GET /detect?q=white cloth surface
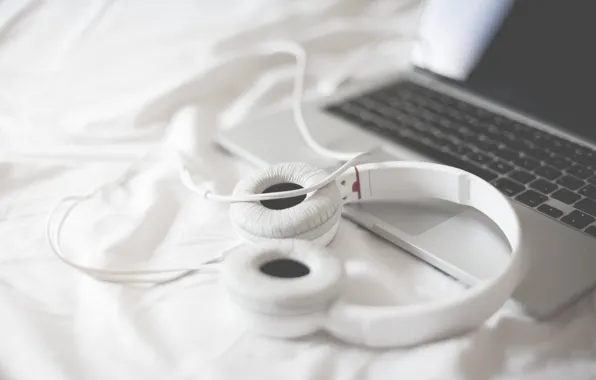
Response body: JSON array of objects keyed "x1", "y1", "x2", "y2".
[{"x1": 1, "y1": 0, "x2": 596, "y2": 379}]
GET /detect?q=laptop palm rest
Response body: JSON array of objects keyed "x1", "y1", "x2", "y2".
[{"x1": 343, "y1": 200, "x2": 511, "y2": 286}]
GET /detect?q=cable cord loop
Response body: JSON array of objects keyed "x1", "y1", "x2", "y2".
[{"x1": 46, "y1": 195, "x2": 238, "y2": 284}]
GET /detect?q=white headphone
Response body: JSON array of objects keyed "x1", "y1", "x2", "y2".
[
  {"x1": 46, "y1": 34, "x2": 527, "y2": 347},
  {"x1": 180, "y1": 154, "x2": 527, "y2": 348}
]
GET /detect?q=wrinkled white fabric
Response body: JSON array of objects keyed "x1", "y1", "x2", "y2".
[{"x1": 1, "y1": 0, "x2": 596, "y2": 379}]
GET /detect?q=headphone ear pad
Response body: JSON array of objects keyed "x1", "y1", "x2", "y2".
[
  {"x1": 221, "y1": 240, "x2": 345, "y2": 338},
  {"x1": 229, "y1": 162, "x2": 342, "y2": 245}
]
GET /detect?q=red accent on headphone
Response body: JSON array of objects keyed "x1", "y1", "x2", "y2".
[{"x1": 352, "y1": 166, "x2": 361, "y2": 199}]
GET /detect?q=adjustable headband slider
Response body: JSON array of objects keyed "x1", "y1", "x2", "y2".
[{"x1": 457, "y1": 173, "x2": 471, "y2": 205}]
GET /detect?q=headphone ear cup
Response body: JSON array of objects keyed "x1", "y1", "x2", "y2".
[
  {"x1": 229, "y1": 162, "x2": 342, "y2": 245},
  {"x1": 221, "y1": 240, "x2": 345, "y2": 338}
]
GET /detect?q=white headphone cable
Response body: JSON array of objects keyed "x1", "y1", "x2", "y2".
[
  {"x1": 47, "y1": 144, "x2": 364, "y2": 284},
  {"x1": 238, "y1": 40, "x2": 366, "y2": 162},
  {"x1": 45, "y1": 17, "x2": 426, "y2": 283},
  {"x1": 179, "y1": 29, "x2": 431, "y2": 200},
  {"x1": 177, "y1": 37, "x2": 398, "y2": 201},
  {"x1": 46, "y1": 195, "x2": 241, "y2": 284},
  {"x1": 45, "y1": 146, "x2": 243, "y2": 284},
  {"x1": 179, "y1": 149, "x2": 371, "y2": 202},
  {"x1": 242, "y1": 24, "x2": 429, "y2": 162}
]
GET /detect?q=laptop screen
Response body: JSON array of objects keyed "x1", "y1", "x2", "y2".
[{"x1": 413, "y1": 0, "x2": 595, "y2": 143}]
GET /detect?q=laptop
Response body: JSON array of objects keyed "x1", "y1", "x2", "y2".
[{"x1": 215, "y1": 0, "x2": 596, "y2": 319}]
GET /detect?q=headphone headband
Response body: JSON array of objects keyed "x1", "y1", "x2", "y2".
[{"x1": 323, "y1": 162, "x2": 525, "y2": 346}]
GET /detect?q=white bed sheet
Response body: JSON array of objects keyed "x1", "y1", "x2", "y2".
[{"x1": 1, "y1": 0, "x2": 596, "y2": 379}]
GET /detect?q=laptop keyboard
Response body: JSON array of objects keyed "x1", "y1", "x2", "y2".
[{"x1": 324, "y1": 80, "x2": 596, "y2": 239}]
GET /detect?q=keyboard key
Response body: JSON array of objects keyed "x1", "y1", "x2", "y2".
[
  {"x1": 537, "y1": 204, "x2": 564, "y2": 218},
  {"x1": 467, "y1": 152, "x2": 492, "y2": 165},
  {"x1": 561, "y1": 210, "x2": 595, "y2": 230},
  {"x1": 458, "y1": 127, "x2": 476, "y2": 139},
  {"x1": 575, "y1": 198, "x2": 596, "y2": 217},
  {"x1": 585, "y1": 225, "x2": 596, "y2": 237},
  {"x1": 551, "y1": 188, "x2": 581, "y2": 204},
  {"x1": 494, "y1": 147, "x2": 519, "y2": 161},
  {"x1": 465, "y1": 165, "x2": 499, "y2": 182},
  {"x1": 514, "y1": 157, "x2": 540, "y2": 170},
  {"x1": 574, "y1": 145, "x2": 592, "y2": 157},
  {"x1": 534, "y1": 165, "x2": 562, "y2": 180},
  {"x1": 492, "y1": 115, "x2": 510, "y2": 127},
  {"x1": 505, "y1": 138, "x2": 531, "y2": 152},
  {"x1": 515, "y1": 190, "x2": 548, "y2": 207},
  {"x1": 436, "y1": 116, "x2": 456, "y2": 129},
  {"x1": 547, "y1": 141, "x2": 573, "y2": 156},
  {"x1": 509, "y1": 170, "x2": 536, "y2": 184},
  {"x1": 579, "y1": 185, "x2": 596, "y2": 200},
  {"x1": 546, "y1": 154, "x2": 572, "y2": 170},
  {"x1": 556, "y1": 175, "x2": 584, "y2": 191},
  {"x1": 475, "y1": 139, "x2": 500, "y2": 152},
  {"x1": 502, "y1": 131, "x2": 517, "y2": 141},
  {"x1": 494, "y1": 178, "x2": 525, "y2": 196},
  {"x1": 575, "y1": 151, "x2": 596, "y2": 168},
  {"x1": 446, "y1": 108, "x2": 465, "y2": 122},
  {"x1": 474, "y1": 108, "x2": 493, "y2": 120},
  {"x1": 481, "y1": 124, "x2": 501, "y2": 137},
  {"x1": 529, "y1": 179, "x2": 558, "y2": 194},
  {"x1": 567, "y1": 165, "x2": 593, "y2": 179},
  {"x1": 425, "y1": 133, "x2": 448, "y2": 147},
  {"x1": 452, "y1": 145, "x2": 473, "y2": 155},
  {"x1": 488, "y1": 160, "x2": 513, "y2": 174},
  {"x1": 587, "y1": 176, "x2": 596, "y2": 185},
  {"x1": 398, "y1": 134, "x2": 499, "y2": 182},
  {"x1": 521, "y1": 144, "x2": 548, "y2": 160},
  {"x1": 440, "y1": 139, "x2": 458, "y2": 152}
]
